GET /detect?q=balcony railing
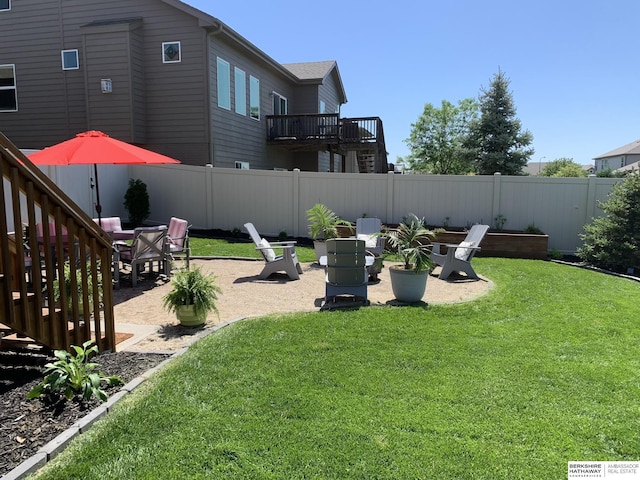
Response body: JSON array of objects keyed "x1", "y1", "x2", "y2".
[{"x1": 266, "y1": 114, "x2": 383, "y2": 145}]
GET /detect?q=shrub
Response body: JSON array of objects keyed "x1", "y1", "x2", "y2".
[
  {"x1": 123, "y1": 179, "x2": 150, "y2": 226},
  {"x1": 27, "y1": 340, "x2": 122, "y2": 402},
  {"x1": 577, "y1": 173, "x2": 640, "y2": 272}
]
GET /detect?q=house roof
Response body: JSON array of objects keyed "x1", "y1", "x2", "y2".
[
  {"x1": 283, "y1": 61, "x2": 347, "y2": 104},
  {"x1": 594, "y1": 139, "x2": 640, "y2": 159},
  {"x1": 283, "y1": 61, "x2": 336, "y2": 81}
]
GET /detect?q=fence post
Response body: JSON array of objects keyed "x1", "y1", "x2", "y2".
[
  {"x1": 492, "y1": 172, "x2": 502, "y2": 227},
  {"x1": 293, "y1": 168, "x2": 300, "y2": 237},
  {"x1": 205, "y1": 164, "x2": 215, "y2": 229},
  {"x1": 585, "y1": 174, "x2": 598, "y2": 225},
  {"x1": 386, "y1": 170, "x2": 395, "y2": 224}
]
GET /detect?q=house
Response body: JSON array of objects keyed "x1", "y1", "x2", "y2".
[
  {"x1": 0, "y1": 0, "x2": 387, "y2": 173},
  {"x1": 593, "y1": 139, "x2": 640, "y2": 173}
]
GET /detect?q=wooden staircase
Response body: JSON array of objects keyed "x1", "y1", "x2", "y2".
[{"x1": 0, "y1": 132, "x2": 116, "y2": 353}]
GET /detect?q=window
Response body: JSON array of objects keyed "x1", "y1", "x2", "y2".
[
  {"x1": 61, "y1": 49, "x2": 79, "y2": 70},
  {"x1": 162, "y1": 41, "x2": 181, "y2": 63},
  {"x1": 249, "y1": 75, "x2": 260, "y2": 120},
  {"x1": 234, "y1": 67, "x2": 246, "y2": 115},
  {"x1": 319, "y1": 100, "x2": 325, "y2": 114},
  {"x1": 272, "y1": 92, "x2": 287, "y2": 115},
  {"x1": 0, "y1": 0, "x2": 10, "y2": 11},
  {"x1": 0, "y1": 64, "x2": 17, "y2": 112},
  {"x1": 235, "y1": 161, "x2": 249, "y2": 169},
  {"x1": 217, "y1": 57, "x2": 230, "y2": 110}
]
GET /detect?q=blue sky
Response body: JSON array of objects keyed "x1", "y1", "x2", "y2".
[{"x1": 187, "y1": 0, "x2": 640, "y2": 167}]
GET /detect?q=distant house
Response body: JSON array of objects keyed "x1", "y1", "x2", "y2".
[
  {"x1": 593, "y1": 139, "x2": 640, "y2": 173},
  {"x1": 0, "y1": 0, "x2": 386, "y2": 172}
]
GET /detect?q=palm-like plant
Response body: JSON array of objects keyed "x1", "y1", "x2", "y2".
[
  {"x1": 384, "y1": 213, "x2": 436, "y2": 273},
  {"x1": 306, "y1": 203, "x2": 350, "y2": 240}
]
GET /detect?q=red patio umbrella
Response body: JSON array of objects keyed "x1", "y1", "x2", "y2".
[{"x1": 28, "y1": 131, "x2": 180, "y2": 224}]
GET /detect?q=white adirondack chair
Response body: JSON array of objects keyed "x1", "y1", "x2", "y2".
[
  {"x1": 431, "y1": 224, "x2": 490, "y2": 280},
  {"x1": 244, "y1": 222, "x2": 303, "y2": 280}
]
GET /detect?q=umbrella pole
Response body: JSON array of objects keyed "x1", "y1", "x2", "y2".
[{"x1": 94, "y1": 163, "x2": 102, "y2": 225}]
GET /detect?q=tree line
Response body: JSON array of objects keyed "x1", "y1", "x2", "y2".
[{"x1": 402, "y1": 69, "x2": 606, "y2": 177}]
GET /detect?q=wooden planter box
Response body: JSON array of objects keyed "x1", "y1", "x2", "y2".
[{"x1": 433, "y1": 230, "x2": 549, "y2": 260}]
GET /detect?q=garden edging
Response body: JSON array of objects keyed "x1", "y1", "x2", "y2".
[{"x1": 2, "y1": 316, "x2": 249, "y2": 480}]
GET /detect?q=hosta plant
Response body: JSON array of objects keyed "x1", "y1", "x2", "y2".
[{"x1": 27, "y1": 340, "x2": 123, "y2": 403}]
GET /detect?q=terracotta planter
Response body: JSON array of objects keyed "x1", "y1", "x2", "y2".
[
  {"x1": 389, "y1": 266, "x2": 429, "y2": 303},
  {"x1": 433, "y1": 231, "x2": 549, "y2": 260}
]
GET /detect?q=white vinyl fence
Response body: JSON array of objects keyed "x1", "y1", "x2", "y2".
[{"x1": 42, "y1": 164, "x2": 622, "y2": 254}]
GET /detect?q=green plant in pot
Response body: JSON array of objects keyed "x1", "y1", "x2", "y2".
[
  {"x1": 306, "y1": 203, "x2": 350, "y2": 262},
  {"x1": 162, "y1": 267, "x2": 221, "y2": 327},
  {"x1": 383, "y1": 213, "x2": 436, "y2": 303}
]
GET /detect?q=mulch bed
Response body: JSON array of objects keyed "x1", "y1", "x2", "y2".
[{"x1": 0, "y1": 348, "x2": 171, "y2": 477}]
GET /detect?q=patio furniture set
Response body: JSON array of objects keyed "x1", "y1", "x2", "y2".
[
  {"x1": 93, "y1": 216, "x2": 191, "y2": 287},
  {"x1": 244, "y1": 220, "x2": 489, "y2": 308}
]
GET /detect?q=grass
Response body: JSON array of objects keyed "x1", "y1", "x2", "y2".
[
  {"x1": 31, "y1": 251, "x2": 640, "y2": 479},
  {"x1": 189, "y1": 236, "x2": 317, "y2": 263}
]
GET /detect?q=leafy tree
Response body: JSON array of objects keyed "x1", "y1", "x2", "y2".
[
  {"x1": 464, "y1": 70, "x2": 534, "y2": 175},
  {"x1": 405, "y1": 98, "x2": 478, "y2": 174},
  {"x1": 539, "y1": 158, "x2": 587, "y2": 177},
  {"x1": 577, "y1": 172, "x2": 640, "y2": 272}
]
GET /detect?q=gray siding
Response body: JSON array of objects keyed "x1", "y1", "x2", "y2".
[
  {"x1": 0, "y1": 0, "x2": 350, "y2": 171},
  {"x1": 0, "y1": 0, "x2": 210, "y2": 164},
  {"x1": 209, "y1": 35, "x2": 297, "y2": 169}
]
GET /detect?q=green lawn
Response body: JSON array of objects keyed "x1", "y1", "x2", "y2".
[{"x1": 31, "y1": 256, "x2": 640, "y2": 479}]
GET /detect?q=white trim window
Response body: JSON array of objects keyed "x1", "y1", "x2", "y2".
[
  {"x1": 217, "y1": 57, "x2": 231, "y2": 110},
  {"x1": 0, "y1": 64, "x2": 17, "y2": 112},
  {"x1": 162, "y1": 41, "x2": 181, "y2": 63},
  {"x1": 234, "y1": 67, "x2": 246, "y2": 115},
  {"x1": 0, "y1": 0, "x2": 10, "y2": 11},
  {"x1": 272, "y1": 92, "x2": 287, "y2": 115},
  {"x1": 249, "y1": 75, "x2": 260, "y2": 120},
  {"x1": 61, "y1": 49, "x2": 79, "y2": 70}
]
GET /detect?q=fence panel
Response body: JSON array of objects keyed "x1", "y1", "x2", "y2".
[{"x1": 56, "y1": 165, "x2": 623, "y2": 254}]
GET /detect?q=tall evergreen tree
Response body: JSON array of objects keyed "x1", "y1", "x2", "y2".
[{"x1": 464, "y1": 70, "x2": 534, "y2": 175}]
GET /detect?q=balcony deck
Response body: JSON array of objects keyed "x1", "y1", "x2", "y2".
[{"x1": 266, "y1": 114, "x2": 388, "y2": 172}]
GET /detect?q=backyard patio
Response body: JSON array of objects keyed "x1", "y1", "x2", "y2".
[{"x1": 112, "y1": 258, "x2": 493, "y2": 352}]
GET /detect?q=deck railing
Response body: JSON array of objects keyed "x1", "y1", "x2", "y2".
[
  {"x1": 0, "y1": 132, "x2": 116, "y2": 353},
  {"x1": 266, "y1": 114, "x2": 384, "y2": 144}
]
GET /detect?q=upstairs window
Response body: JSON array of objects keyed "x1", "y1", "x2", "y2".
[
  {"x1": 234, "y1": 67, "x2": 246, "y2": 115},
  {"x1": 162, "y1": 41, "x2": 181, "y2": 63},
  {"x1": 0, "y1": 1, "x2": 10, "y2": 11},
  {"x1": 61, "y1": 50, "x2": 79, "y2": 70},
  {"x1": 249, "y1": 75, "x2": 260, "y2": 120},
  {"x1": 0, "y1": 64, "x2": 17, "y2": 111},
  {"x1": 217, "y1": 57, "x2": 230, "y2": 110}
]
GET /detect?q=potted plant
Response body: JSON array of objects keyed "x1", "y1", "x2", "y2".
[
  {"x1": 383, "y1": 213, "x2": 437, "y2": 303},
  {"x1": 306, "y1": 203, "x2": 351, "y2": 262},
  {"x1": 161, "y1": 267, "x2": 221, "y2": 327}
]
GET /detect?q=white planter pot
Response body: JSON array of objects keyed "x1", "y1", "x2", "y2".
[{"x1": 389, "y1": 266, "x2": 429, "y2": 303}]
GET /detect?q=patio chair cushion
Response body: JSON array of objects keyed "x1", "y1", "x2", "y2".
[
  {"x1": 455, "y1": 241, "x2": 474, "y2": 261},
  {"x1": 259, "y1": 238, "x2": 276, "y2": 261},
  {"x1": 356, "y1": 233, "x2": 378, "y2": 249}
]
